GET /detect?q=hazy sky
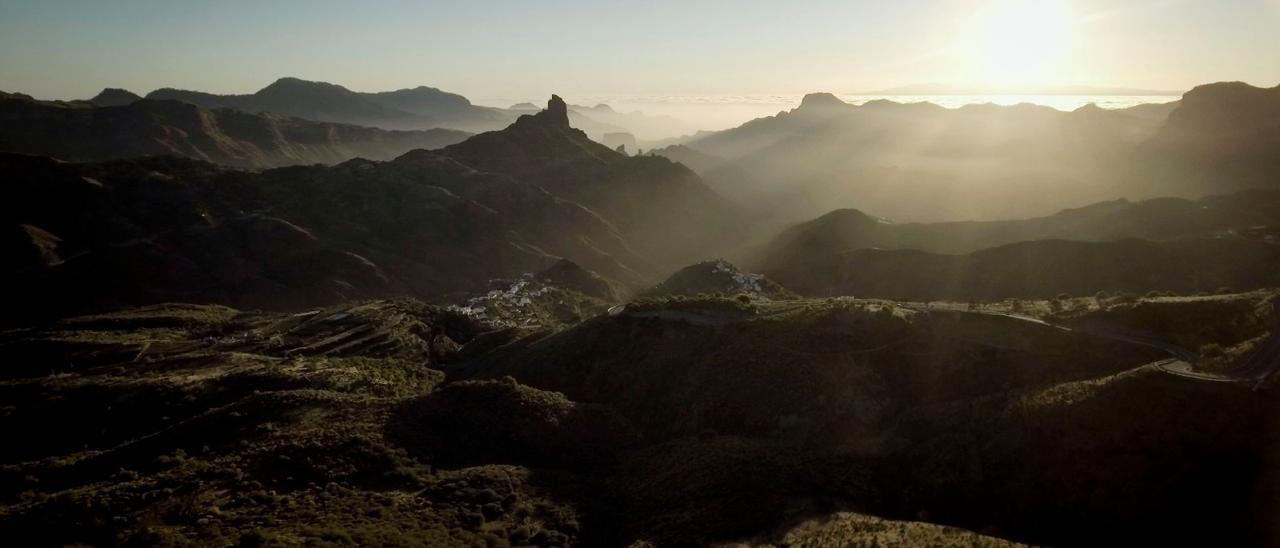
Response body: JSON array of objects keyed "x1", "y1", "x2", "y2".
[{"x1": 1, "y1": 0, "x2": 1277, "y2": 101}]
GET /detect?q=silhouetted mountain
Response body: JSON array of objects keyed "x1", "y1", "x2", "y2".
[
  {"x1": 797, "y1": 91, "x2": 853, "y2": 110},
  {"x1": 764, "y1": 236, "x2": 1280, "y2": 300},
  {"x1": 362, "y1": 85, "x2": 477, "y2": 117},
  {"x1": 680, "y1": 93, "x2": 1176, "y2": 228},
  {"x1": 535, "y1": 258, "x2": 623, "y2": 302},
  {"x1": 649, "y1": 143, "x2": 724, "y2": 172},
  {"x1": 426, "y1": 95, "x2": 740, "y2": 269},
  {"x1": 142, "y1": 78, "x2": 687, "y2": 141},
  {"x1": 1154, "y1": 82, "x2": 1280, "y2": 151},
  {"x1": 147, "y1": 77, "x2": 511, "y2": 132},
  {"x1": 86, "y1": 88, "x2": 141, "y2": 107},
  {"x1": 0, "y1": 96, "x2": 737, "y2": 320},
  {"x1": 1131, "y1": 82, "x2": 1280, "y2": 195},
  {"x1": 643, "y1": 259, "x2": 794, "y2": 299},
  {"x1": 0, "y1": 92, "x2": 470, "y2": 168},
  {"x1": 747, "y1": 188, "x2": 1280, "y2": 299},
  {"x1": 569, "y1": 103, "x2": 700, "y2": 141},
  {"x1": 751, "y1": 189, "x2": 1280, "y2": 268}
]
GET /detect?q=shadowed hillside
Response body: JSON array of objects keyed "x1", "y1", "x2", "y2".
[
  {"x1": 428, "y1": 96, "x2": 740, "y2": 268},
  {"x1": 0, "y1": 96, "x2": 738, "y2": 322},
  {"x1": 676, "y1": 92, "x2": 1171, "y2": 227},
  {"x1": 0, "y1": 92, "x2": 470, "y2": 168},
  {"x1": 7, "y1": 296, "x2": 1274, "y2": 545},
  {"x1": 673, "y1": 83, "x2": 1278, "y2": 229},
  {"x1": 147, "y1": 77, "x2": 509, "y2": 133},
  {"x1": 762, "y1": 237, "x2": 1280, "y2": 300}
]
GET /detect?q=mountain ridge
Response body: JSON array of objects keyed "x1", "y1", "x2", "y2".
[{"x1": 0, "y1": 91, "x2": 471, "y2": 168}]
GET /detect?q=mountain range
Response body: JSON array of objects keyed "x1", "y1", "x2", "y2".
[
  {"x1": 658, "y1": 81, "x2": 1278, "y2": 230},
  {"x1": 0, "y1": 91, "x2": 470, "y2": 168},
  {"x1": 865, "y1": 83, "x2": 1183, "y2": 96},
  {"x1": 0, "y1": 96, "x2": 736, "y2": 322},
  {"x1": 142, "y1": 77, "x2": 680, "y2": 141},
  {"x1": 4, "y1": 77, "x2": 1280, "y2": 547}
]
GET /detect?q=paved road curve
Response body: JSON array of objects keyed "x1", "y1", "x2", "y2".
[{"x1": 900, "y1": 301, "x2": 1280, "y2": 386}]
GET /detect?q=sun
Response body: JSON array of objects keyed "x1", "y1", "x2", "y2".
[{"x1": 961, "y1": 0, "x2": 1077, "y2": 88}]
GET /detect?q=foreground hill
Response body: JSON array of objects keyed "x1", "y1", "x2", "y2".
[
  {"x1": 5, "y1": 295, "x2": 1274, "y2": 545},
  {"x1": 455, "y1": 296, "x2": 1277, "y2": 545},
  {"x1": 0, "y1": 97, "x2": 735, "y2": 321},
  {"x1": 0, "y1": 91, "x2": 470, "y2": 168},
  {"x1": 642, "y1": 259, "x2": 794, "y2": 300}
]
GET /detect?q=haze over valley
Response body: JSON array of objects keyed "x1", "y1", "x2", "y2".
[{"x1": 2, "y1": 0, "x2": 1280, "y2": 546}]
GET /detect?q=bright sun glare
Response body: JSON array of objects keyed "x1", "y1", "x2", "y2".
[{"x1": 962, "y1": 0, "x2": 1077, "y2": 88}]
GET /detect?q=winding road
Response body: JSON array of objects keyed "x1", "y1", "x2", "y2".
[
  {"x1": 608, "y1": 299, "x2": 1280, "y2": 387},
  {"x1": 899, "y1": 301, "x2": 1280, "y2": 386}
]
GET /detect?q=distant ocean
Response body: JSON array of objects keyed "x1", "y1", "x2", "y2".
[{"x1": 474, "y1": 93, "x2": 1183, "y2": 133}]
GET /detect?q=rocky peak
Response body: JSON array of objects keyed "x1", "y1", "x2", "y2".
[
  {"x1": 798, "y1": 92, "x2": 848, "y2": 110},
  {"x1": 89, "y1": 88, "x2": 142, "y2": 107},
  {"x1": 541, "y1": 94, "x2": 570, "y2": 126}
]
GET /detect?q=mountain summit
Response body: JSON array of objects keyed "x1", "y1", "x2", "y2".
[
  {"x1": 798, "y1": 92, "x2": 848, "y2": 110},
  {"x1": 87, "y1": 88, "x2": 141, "y2": 107},
  {"x1": 543, "y1": 94, "x2": 569, "y2": 125}
]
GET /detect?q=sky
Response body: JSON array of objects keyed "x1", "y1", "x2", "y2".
[{"x1": 1, "y1": 0, "x2": 1277, "y2": 103}]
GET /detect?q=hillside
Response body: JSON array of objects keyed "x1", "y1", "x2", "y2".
[
  {"x1": 677, "y1": 92, "x2": 1170, "y2": 226},
  {"x1": 761, "y1": 236, "x2": 1280, "y2": 300},
  {"x1": 0, "y1": 92, "x2": 470, "y2": 168},
  {"x1": 1133, "y1": 82, "x2": 1280, "y2": 196},
  {"x1": 6, "y1": 295, "x2": 1275, "y2": 545},
  {"x1": 642, "y1": 259, "x2": 794, "y2": 299},
  {"x1": 452, "y1": 296, "x2": 1277, "y2": 545},
  {"x1": 147, "y1": 77, "x2": 491, "y2": 131},
  {"x1": 86, "y1": 87, "x2": 142, "y2": 107},
  {"x1": 678, "y1": 82, "x2": 1280, "y2": 229},
  {"x1": 144, "y1": 77, "x2": 678, "y2": 140},
  {"x1": 750, "y1": 189, "x2": 1280, "y2": 269},
  {"x1": 0, "y1": 97, "x2": 740, "y2": 321},
  {"x1": 428, "y1": 96, "x2": 740, "y2": 268}
]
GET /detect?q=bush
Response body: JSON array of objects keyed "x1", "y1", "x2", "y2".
[{"x1": 1199, "y1": 343, "x2": 1226, "y2": 359}]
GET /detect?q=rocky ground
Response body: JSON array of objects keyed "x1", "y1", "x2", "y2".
[{"x1": 2, "y1": 295, "x2": 1278, "y2": 546}]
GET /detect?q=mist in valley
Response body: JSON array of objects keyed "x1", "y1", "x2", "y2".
[{"x1": 3, "y1": 1, "x2": 1280, "y2": 546}]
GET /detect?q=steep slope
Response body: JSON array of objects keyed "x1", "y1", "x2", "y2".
[
  {"x1": 424, "y1": 96, "x2": 740, "y2": 269},
  {"x1": 0, "y1": 113, "x2": 659, "y2": 321},
  {"x1": 4, "y1": 297, "x2": 1274, "y2": 546},
  {"x1": 86, "y1": 87, "x2": 142, "y2": 107},
  {"x1": 1133, "y1": 81, "x2": 1280, "y2": 195},
  {"x1": 569, "y1": 103, "x2": 700, "y2": 141},
  {"x1": 148, "y1": 77, "x2": 518, "y2": 133},
  {"x1": 683, "y1": 93, "x2": 1173, "y2": 226},
  {"x1": 751, "y1": 189, "x2": 1280, "y2": 270},
  {"x1": 149, "y1": 77, "x2": 440, "y2": 130},
  {"x1": 453, "y1": 296, "x2": 1278, "y2": 545},
  {"x1": 0, "y1": 93, "x2": 470, "y2": 168},
  {"x1": 764, "y1": 237, "x2": 1280, "y2": 300},
  {"x1": 643, "y1": 259, "x2": 794, "y2": 299}
]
